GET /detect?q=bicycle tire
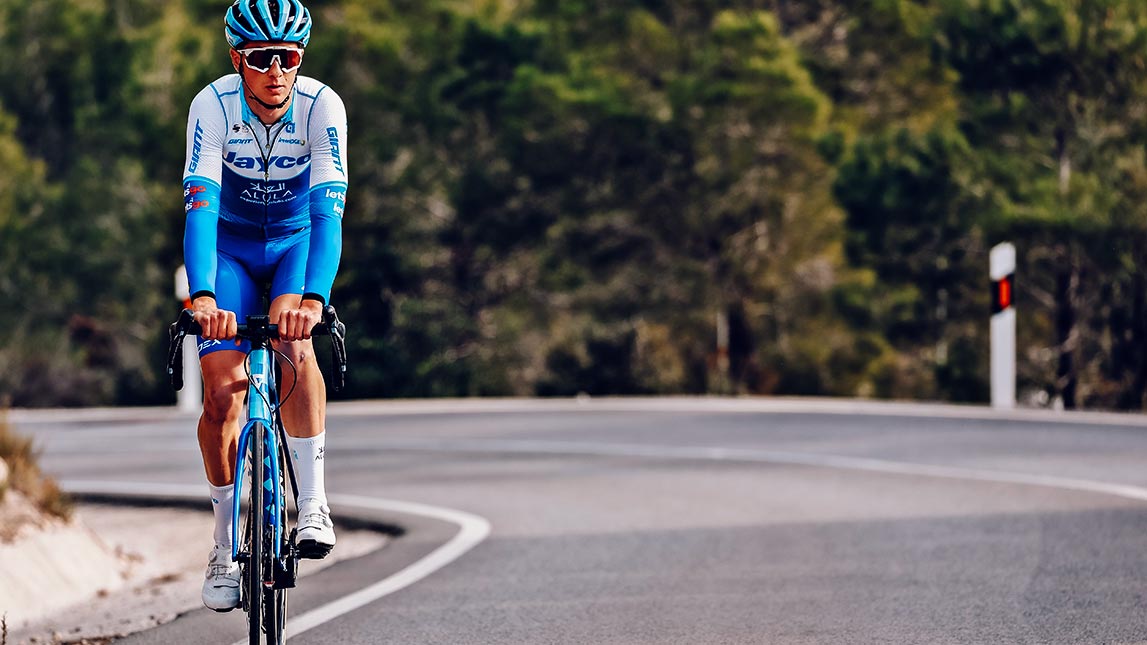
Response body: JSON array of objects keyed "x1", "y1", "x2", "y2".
[
  {"x1": 263, "y1": 434, "x2": 289, "y2": 644},
  {"x1": 247, "y1": 421, "x2": 266, "y2": 644}
]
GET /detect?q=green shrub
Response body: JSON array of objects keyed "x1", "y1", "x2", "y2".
[{"x1": 0, "y1": 410, "x2": 72, "y2": 521}]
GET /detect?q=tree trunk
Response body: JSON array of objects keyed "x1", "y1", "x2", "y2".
[
  {"x1": 726, "y1": 300, "x2": 760, "y2": 393},
  {"x1": 1132, "y1": 270, "x2": 1147, "y2": 409},
  {"x1": 1054, "y1": 249, "x2": 1079, "y2": 409},
  {"x1": 1054, "y1": 129, "x2": 1077, "y2": 409}
]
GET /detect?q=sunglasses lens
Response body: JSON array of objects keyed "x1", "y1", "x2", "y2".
[
  {"x1": 243, "y1": 48, "x2": 302, "y2": 72},
  {"x1": 243, "y1": 50, "x2": 273, "y2": 71},
  {"x1": 279, "y1": 49, "x2": 303, "y2": 70}
]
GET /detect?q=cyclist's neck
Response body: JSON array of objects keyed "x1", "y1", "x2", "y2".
[
  {"x1": 238, "y1": 67, "x2": 296, "y2": 126},
  {"x1": 244, "y1": 93, "x2": 292, "y2": 126}
]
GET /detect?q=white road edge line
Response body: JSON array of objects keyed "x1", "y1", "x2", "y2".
[
  {"x1": 281, "y1": 493, "x2": 490, "y2": 641},
  {"x1": 58, "y1": 480, "x2": 491, "y2": 644}
]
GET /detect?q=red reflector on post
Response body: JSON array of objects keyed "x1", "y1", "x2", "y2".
[{"x1": 991, "y1": 274, "x2": 1014, "y2": 313}]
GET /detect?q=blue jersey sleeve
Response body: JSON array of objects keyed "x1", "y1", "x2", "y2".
[
  {"x1": 303, "y1": 182, "x2": 346, "y2": 304},
  {"x1": 302, "y1": 87, "x2": 349, "y2": 305},
  {"x1": 182, "y1": 86, "x2": 227, "y2": 301},
  {"x1": 183, "y1": 177, "x2": 222, "y2": 298}
]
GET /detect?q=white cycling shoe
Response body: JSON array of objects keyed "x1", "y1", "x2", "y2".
[
  {"x1": 202, "y1": 544, "x2": 241, "y2": 612},
  {"x1": 296, "y1": 498, "x2": 336, "y2": 559}
]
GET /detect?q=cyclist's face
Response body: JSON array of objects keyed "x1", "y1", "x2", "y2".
[{"x1": 231, "y1": 41, "x2": 303, "y2": 106}]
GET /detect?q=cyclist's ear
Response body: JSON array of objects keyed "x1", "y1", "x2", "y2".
[{"x1": 230, "y1": 48, "x2": 242, "y2": 73}]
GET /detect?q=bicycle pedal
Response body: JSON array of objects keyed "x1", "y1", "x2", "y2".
[
  {"x1": 296, "y1": 539, "x2": 333, "y2": 560},
  {"x1": 273, "y1": 555, "x2": 298, "y2": 589}
]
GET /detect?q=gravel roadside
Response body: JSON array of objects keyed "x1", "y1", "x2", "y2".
[{"x1": 6, "y1": 503, "x2": 389, "y2": 644}]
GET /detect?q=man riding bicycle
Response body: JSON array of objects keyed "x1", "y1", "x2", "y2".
[{"x1": 182, "y1": 0, "x2": 347, "y2": 612}]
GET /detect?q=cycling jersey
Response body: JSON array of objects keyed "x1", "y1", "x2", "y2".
[{"x1": 182, "y1": 74, "x2": 348, "y2": 308}]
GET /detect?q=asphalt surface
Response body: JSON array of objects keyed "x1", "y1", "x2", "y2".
[{"x1": 15, "y1": 398, "x2": 1147, "y2": 644}]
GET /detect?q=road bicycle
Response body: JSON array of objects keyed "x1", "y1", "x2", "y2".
[{"x1": 167, "y1": 306, "x2": 347, "y2": 644}]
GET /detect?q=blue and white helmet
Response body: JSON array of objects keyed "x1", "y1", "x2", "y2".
[{"x1": 225, "y1": 0, "x2": 312, "y2": 48}]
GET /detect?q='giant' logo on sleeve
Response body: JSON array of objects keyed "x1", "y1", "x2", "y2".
[{"x1": 326, "y1": 127, "x2": 344, "y2": 174}]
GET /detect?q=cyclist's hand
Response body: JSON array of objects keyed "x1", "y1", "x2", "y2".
[
  {"x1": 192, "y1": 296, "x2": 238, "y2": 340},
  {"x1": 277, "y1": 300, "x2": 323, "y2": 342}
]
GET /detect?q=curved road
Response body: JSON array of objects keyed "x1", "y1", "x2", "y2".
[{"x1": 15, "y1": 398, "x2": 1147, "y2": 644}]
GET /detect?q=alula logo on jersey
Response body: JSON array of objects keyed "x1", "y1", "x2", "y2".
[
  {"x1": 188, "y1": 120, "x2": 205, "y2": 172},
  {"x1": 224, "y1": 151, "x2": 311, "y2": 172},
  {"x1": 242, "y1": 181, "x2": 297, "y2": 206},
  {"x1": 326, "y1": 127, "x2": 344, "y2": 174}
]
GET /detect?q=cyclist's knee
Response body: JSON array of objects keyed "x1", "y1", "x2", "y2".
[
  {"x1": 276, "y1": 340, "x2": 316, "y2": 368},
  {"x1": 202, "y1": 380, "x2": 244, "y2": 422}
]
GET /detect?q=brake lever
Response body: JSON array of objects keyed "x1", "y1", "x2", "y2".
[
  {"x1": 167, "y1": 309, "x2": 196, "y2": 391},
  {"x1": 323, "y1": 305, "x2": 347, "y2": 392},
  {"x1": 168, "y1": 321, "x2": 185, "y2": 392}
]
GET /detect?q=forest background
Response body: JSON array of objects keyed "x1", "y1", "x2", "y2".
[{"x1": 2, "y1": 0, "x2": 1146, "y2": 410}]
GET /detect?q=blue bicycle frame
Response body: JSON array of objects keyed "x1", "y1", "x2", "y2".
[
  {"x1": 167, "y1": 305, "x2": 345, "y2": 644},
  {"x1": 231, "y1": 346, "x2": 286, "y2": 560}
]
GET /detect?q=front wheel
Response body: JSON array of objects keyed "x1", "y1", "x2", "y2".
[
  {"x1": 264, "y1": 583, "x2": 287, "y2": 644},
  {"x1": 244, "y1": 422, "x2": 266, "y2": 643},
  {"x1": 262, "y1": 446, "x2": 290, "y2": 644}
]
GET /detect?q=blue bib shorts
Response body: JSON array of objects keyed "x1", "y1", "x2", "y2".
[{"x1": 196, "y1": 224, "x2": 310, "y2": 357}]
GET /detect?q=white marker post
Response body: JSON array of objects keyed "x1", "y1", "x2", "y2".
[
  {"x1": 990, "y1": 243, "x2": 1016, "y2": 409},
  {"x1": 175, "y1": 265, "x2": 202, "y2": 413}
]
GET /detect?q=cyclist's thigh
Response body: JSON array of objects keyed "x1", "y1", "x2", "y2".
[
  {"x1": 198, "y1": 242, "x2": 259, "y2": 358},
  {"x1": 268, "y1": 228, "x2": 308, "y2": 303},
  {"x1": 199, "y1": 349, "x2": 248, "y2": 406},
  {"x1": 268, "y1": 292, "x2": 316, "y2": 365},
  {"x1": 267, "y1": 230, "x2": 317, "y2": 358}
]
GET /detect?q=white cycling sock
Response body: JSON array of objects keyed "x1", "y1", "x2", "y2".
[
  {"x1": 286, "y1": 431, "x2": 328, "y2": 507},
  {"x1": 209, "y1": 483, "x2": 235, "y2": 550}
]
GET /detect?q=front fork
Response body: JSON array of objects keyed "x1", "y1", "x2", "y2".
[
  {"x1": 234, "y1": 422, "x2": 300, "y2": 590},
  {"x1": 233, "y1": 348, "x2": 298, "y2": 589}
]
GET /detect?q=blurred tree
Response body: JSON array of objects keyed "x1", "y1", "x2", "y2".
[
  {"x1": 834, "y1": 126, "x2": 988, "y2": 400},
  {"x1": 1, "y1": 0, "x2": 1146, "y2": 409}
]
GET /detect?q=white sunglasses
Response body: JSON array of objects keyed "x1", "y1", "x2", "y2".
[{"x1": 239, "y1": 46, "x2": 304, "y2": 73}]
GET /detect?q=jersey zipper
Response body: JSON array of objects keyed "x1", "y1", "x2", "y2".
[{"x1": 247, "y1": 119, "x2": 288, "y2": 238}]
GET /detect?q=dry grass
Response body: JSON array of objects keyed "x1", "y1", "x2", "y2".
[{"x1": 0, "y1": 409, "x2": 72, "y2": 521}]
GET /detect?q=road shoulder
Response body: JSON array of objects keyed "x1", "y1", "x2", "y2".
[{"x1": 7, "y1": 502, "x2": 388, "y2": 644}]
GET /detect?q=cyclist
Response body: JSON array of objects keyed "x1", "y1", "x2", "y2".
[{"x1": 182, "y1": 0, "x2": 347, "y2": 612}]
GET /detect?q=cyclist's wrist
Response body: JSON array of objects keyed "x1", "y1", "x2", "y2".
[
  {"x1": 191, "y1": 293, "x2": 217, "y2": 310},
  {"x1": 299, "y1": 297, "x2": 324, "y2": 313},
  {"x1": 300, "y1": 292, "x2": 326, "y2": 306}
]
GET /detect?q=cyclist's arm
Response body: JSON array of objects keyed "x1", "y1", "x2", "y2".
[
  {"x1": 182, "y1": 85, "x2": 227, "y2": 303},
  {"x1": 302, "y1": 87, "x2": 349, "y2": 306}
]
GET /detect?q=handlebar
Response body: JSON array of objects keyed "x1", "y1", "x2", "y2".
[{"x1": 167, "y1": 306, "x2": 347, "y2": 392}]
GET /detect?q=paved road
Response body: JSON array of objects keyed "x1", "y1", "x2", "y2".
[{"x1": 15, "y1": 398, "x2": 1147, "y2": 643}]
